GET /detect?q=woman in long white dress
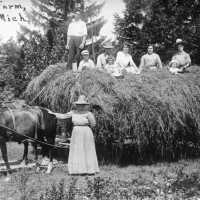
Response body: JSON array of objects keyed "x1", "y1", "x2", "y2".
[{"x1": 47, "y1": 95, "x2": 99, "y2": 175}]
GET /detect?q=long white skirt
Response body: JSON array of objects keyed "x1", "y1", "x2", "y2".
[{"x1": 68, "y1": 126, "x2": 99, "y2": 174}]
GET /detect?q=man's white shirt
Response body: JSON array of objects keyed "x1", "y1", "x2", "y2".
[{"x1": 67, "y1": 19, "x2": 87, "y2": 37}]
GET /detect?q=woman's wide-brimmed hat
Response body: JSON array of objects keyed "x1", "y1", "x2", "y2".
[
  {"x1": 175, "y1": 38, "x2": 186, "y2": 46},
  {"x1": 102, "y1": 41, "x2": 114, "y2": 49},
  {"x1": 74, "y1": 95, "x2": 90, "y2": 105}
]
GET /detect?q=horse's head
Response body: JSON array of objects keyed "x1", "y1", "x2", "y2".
[
  {"x1": 0, "y1": 99, "x2": 28, "y2": 110},
  {"x1": 33, "y1": 106, "x2": 58, "y2": 131}
]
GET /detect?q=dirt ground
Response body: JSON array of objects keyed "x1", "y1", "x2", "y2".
[{"x1": 1, "y1": 143, "x2": 200, "y2": 200}]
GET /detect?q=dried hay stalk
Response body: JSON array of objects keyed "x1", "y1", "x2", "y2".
[{"x1": 25, "y1": 64, "x2": 200, "y2": 162}]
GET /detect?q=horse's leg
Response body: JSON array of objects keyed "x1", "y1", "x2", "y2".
[
  {"x1": 32, "y1": 143, "x2": 38, "y2": 161},
  {"x1": 32, "y1": 143, "x2": 41, "y2": 171},
  {"x1": 46, "y1": 137, "x2": 55, "y2": 174},
  {"x1": 0, "y1": 140, "x2": 11, "y2": 173},
  {"x1": 22, "y1": 141, "x2": 29, "y2": 166}
]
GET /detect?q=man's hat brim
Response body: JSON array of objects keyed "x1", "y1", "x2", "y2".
[
  {"x1": 103, "y1": 45, "x2": 114, "y2": 49},
  {"x1": 81, "y1": 51, "x2": 89, "y2": 55},
  {"x1": 175, "y1": 40, "x2": 186, "y2": 46},
  {"x1": 74, "y1": 102, "x2": 90, "y2": 105}
]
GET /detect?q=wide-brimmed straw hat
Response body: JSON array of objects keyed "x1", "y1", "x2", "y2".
[
  {"x1": 74, "y1": 95, "x2": 90, "y2": 105},
  {"x1": 81, "y1": 50, "x2": 89, "y2": 55},
  {"x1": 70, "y1": 10, "x2": 81, "y2": 17},
  {"x1": 175, "y1": 38, "x2": 185, "y2": 46},
  {"x1": 102, "y1": 41, "x2": 114, "y2": 49}
]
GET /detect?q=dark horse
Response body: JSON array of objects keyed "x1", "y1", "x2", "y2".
[{"x1": 0, "y1": 104, "x2": 57, "y2": 175}]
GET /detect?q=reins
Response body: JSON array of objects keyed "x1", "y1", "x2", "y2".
[{"x1": 0, "y1": 123, "x2": 69, "y2": 149}]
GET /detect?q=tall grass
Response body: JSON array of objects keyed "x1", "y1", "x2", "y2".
[
  {"x1": 39, "y1": 172, "x2": 200, "y2": 200},
  {"x1": 24, "y1": 64, "x2": 200, "y2": 163}
]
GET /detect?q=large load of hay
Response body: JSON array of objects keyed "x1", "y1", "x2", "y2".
[{"x1": 25, "y1": 63, "x2": 200, "y2": 163}]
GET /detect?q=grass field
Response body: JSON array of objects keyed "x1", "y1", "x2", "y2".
[{"x1": 1, "y1": 143, "x2": 200, "y2": 199}]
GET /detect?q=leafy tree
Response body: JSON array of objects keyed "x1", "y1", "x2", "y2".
[
  {"x1": 114, "y1": 0, "x2": 154, "y2": 65},
  {"x1": 0, "y1": 40, "x2": 19, "y2": 100},
  {"x1": 115, "y1": 0, "x2": 200, "y2": 64},
  {"x1": 19, "y1": 0, "x2": 104, "y2": 44}
]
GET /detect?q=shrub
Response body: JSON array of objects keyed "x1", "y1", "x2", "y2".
[
  {"x1": 38, "y1": 172, "x2": 200, "y2": 200},
  {"x1": 13, "y1": 169, "x2": 37, "y2": 200},
  {"x1": 39, "y1": 178, "x2": 78, "y2": 200}
]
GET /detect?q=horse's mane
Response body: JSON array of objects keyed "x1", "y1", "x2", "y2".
[{"x1": 0, "y1": 100, "x2": 30, "y2": 110}]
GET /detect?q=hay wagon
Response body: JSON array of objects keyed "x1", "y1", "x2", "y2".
[{"x1": 24, "y1": 63, "x2": 200, "y2": 164}]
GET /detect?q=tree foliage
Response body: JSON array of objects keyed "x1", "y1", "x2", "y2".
[
  {"x1": 115, "y1": 0, "x2": 200, "y2": 64},
  {"x1": 19, "y1": 0, "x2": 104, "y2": 43},
  {"x1": 0, "y1": 40, "x2": 19, "y2": 100}
]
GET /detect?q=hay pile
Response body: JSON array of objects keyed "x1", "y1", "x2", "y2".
[{"x1": 25, "y1": 64, "x2": 200, "y2": 163}]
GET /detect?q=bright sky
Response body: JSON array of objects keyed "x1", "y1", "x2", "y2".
[
  {"x1": 99, "y1": 0, "x2": 125, "y2": 40},
  {"x1": 0, "y1": 0, "x2": 125, "y2": 43}
]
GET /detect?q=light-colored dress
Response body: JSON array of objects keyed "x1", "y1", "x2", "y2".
[
  {"x1": 169, "y1": 51, "x2": 191, "y2": 68},
  {"x1": 139, "y1": 53, "x2": 162, "y2": 70},
  {"x1": 53, "y1": 110, "x2": 99, "y2": 174},
  {"x1": 169, "y1": 51, "x2": 191, "y2": 74},
  {"x1": 115, "y1": 51, "x2": 139, "y2": 74}
]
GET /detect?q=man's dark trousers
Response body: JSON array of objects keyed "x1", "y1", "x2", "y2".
[{"x1": 67, "y1": 36, "x2": 84, "y2": 70}]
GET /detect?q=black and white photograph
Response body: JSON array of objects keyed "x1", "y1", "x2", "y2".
[{"x1": 0, "y1": 0, "x2": 200, "y2": 199}]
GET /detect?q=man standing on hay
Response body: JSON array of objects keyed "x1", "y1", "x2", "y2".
[{"x1": 66, "y1": 11, "x2": 87, "y2": 71}]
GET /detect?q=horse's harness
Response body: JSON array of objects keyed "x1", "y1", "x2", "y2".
[
  {"x1": 4, "y1": 106, "x2": 39, "y2": 142},
  {"x1": 7, "y1": 107, "x2": 16, "y2": 130},
  {"x1": 1, "y1": 107, "x2": 16, "y2": 140}
]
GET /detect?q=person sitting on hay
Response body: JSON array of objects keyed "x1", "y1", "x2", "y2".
[
  {"x1": 105, "y1": 56, "x2": 115, "y2": 74},
  {"x1": 168, "y1": 39, "x2": 191, "y2": 74},
  {"x1": 78, "y1": 50, "x2": 95, "y2": 72},
  {"x1": 96, "y1": 41, "x2": 115, "y2": 70},
  {"x1": 104, "y1": 55, "x2": 121, "y2": 77},
  {"x1": 139, "y1": 44, "x2": 162, "y2": 71},
  {"x1": 115, "y1": 42, "x2": 140, "y2": 75},
  {"x1": 47, "y1": 95, "x2": 99, "y2": 175}
]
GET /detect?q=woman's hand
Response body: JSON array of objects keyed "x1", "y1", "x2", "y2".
[
  {"x1": 79, "y1": 43, "x2": 84, "y2": 49},
  {"x1": 46, "y1": 109, "x2": 54, "y2": 115}
]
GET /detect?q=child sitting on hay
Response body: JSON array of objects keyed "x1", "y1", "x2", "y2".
[
  {"x1": 104, "y1": 56, "x2": 121, "y2": 77},
  {"x1": 78, "y1": 50, "x2": 95, "y2": 72}
]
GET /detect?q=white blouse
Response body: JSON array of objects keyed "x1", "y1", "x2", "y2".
[
  {"x1": 115, "y1": 51, "x2": 137, "y2": 69},
  {"x1": 140, "y1": 53, "x2": 162, "y2": 69},
  {"x1": 48, "y1": 110, "x2": 96, "y2": 127},
  {"x1": 67, "y1": 19, "x2": 87, "y2": 37},
  {"x1": 171, "y1": 51, "x2": 191, "y2": 67}
]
